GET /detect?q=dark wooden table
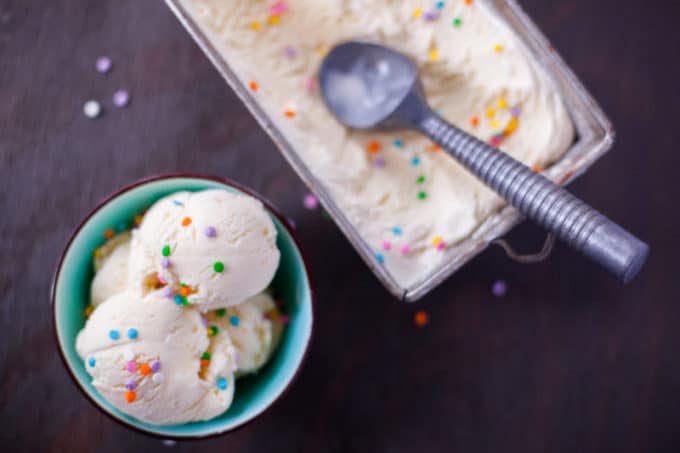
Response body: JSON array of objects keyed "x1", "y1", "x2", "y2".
[{"x1": 2, "y1": 0, "x2": 679, "y2": 451}]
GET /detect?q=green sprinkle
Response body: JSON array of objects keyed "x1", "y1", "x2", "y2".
[
  {"x1": 453, "y1": 17, "x2": 462, "y2": 27},
  {"x1": 181, "y1": 295, "x2": 189, "y2": 306},
  {"x1": 216, "y1": 308, "x2": 227, "y2": 317},
  {"x1": 209, "y1": 325, "x2": 219, "y2": 336},
  {"x1": 213, "y1": 261, "x2": 224, "y2": 273},
  {"x1": 201, "y1": 352, "x2": 211, "y2": 360},
  {"x1": 417, "y1": 191, "x2": 427, "y2": 200},
  {"x1": 416, "y1": 175, "x2": 426, "y2": 184},
  {"x1": 161, "y1": 245, "x2": 171, "y2": 257}
]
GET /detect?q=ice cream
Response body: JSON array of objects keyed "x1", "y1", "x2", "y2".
[
  {"x1": 178, "y1": 0, "x2": 575, "y2": 288},
  {"x1": 128, "y1": 189, "x2": 280, "y2": 309},
  {"x1": 91, "y1": 232, "x2": 130, "y2": 307},
  {"x1": 76, "y1": 189, "x2": 287, "y2": 425},
  {"x1": 76, "y1": 290, "x2": 236, "y2": 425},
  {"x1": 207, "y1": 292, "x2": 285, "y2": 376}
]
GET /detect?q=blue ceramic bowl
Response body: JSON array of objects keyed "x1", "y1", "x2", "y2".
[{"x1": 52, "y1": 175, "x2": 314, "y2": 439}]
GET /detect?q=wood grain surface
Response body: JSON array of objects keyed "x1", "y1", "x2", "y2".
[{"x1": 1, "y1": 0, "x2": 679, "y2": 451}]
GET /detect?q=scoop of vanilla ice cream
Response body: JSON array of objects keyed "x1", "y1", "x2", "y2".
[
  {"x1": 76, "y1": 290, "x2": 236, "y2": 425},
  {"x1": 207, "y1": 292, "x2": 284, "y2": 376},
  {"x1": 128, "y1": 190, "x2": 280, "y2": 310},
  {"x1": 91, "y1": 232, "x2": 131, "y2": 307}
]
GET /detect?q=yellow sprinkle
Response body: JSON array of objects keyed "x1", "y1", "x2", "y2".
[
  {"x1": 267, "y1": 15, "x2": 280, "y2": 25},
  {"x1": 250, "y1": 21, "x2": 261, "y2": 31},
  {"x1": 133, "y1": 214, "x2": 143, "y2": 225},
  {"x1": 413, "y1": 7, "x2": 423, "y2": 18},
  {"x1": 485, "y1": 108, "x2": 495, "y2": 118},
  {"x1": 491, "y1": 120, "x2": 500, "y2": 129},
  {"x1": 316, "y1": 44, "x2": 329, "y2": 58},
  {"x1": 93, "y1": 248, "x2": 101, "y2": 258},
  {"x1": 428, "y1": 49, "x2": 439, "y2": 61},
  {"x1": 494, "y1": 44, "x2": 504, "y2": 53},
  {"x1": 83, "y1": 305, "x2": 94, "y2": 319},
  {"x1": 504, "y1": 117, "x2": 519, "y2": 134},
  {"x1": 431, "y1": 236, "x2": 442, "y2": 245},
  {"x1": 498, "y1": 98, "x2": 508, "y2": 109}
]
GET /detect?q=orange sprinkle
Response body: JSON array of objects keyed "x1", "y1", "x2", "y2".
[
  {"x1": 430, "y1": 143, "x2": 442, "y2": 152},
  {"x1": 181, "y1": 217, "x2": 192, "y2": 227},
  {"x1": 465, "y1": 0, "x2": 473, "y2": 4},
  {"x1": 125, "y1": 391, "x2": 136, "y2": 403},
  {"x1": 139, "y1": 364, "x2": 152, "y2": 376},
  {"x1": 414, "y1": 310, "x2": 429, "y2": 327},
  {"x1": 200, "y1": 359, "x2": 210, "y2": 368},
  {"x1": 532, "y1": 164, "x2": 543, "y2": 173},
  {"x1": 249, "y1": 81, "x2": 258, "y2": 91},
  {"x1": 133, "y1": 214, "x2": 143, "y2": 225},
  {"x1": 470, "y1": 116, "x2": 479, "y2": 127},
  {"x1": 250, "y1": 21, "x2": 261, "y2": 31},
  {"x1": 83, "y1": 305, "x2": 94, "y2": 319},
  {"x1": 180, "y1": 286, "x2": 191, "y2": 297},
  {"x1": 103, "y1": 228, "x2": 114, "y2": 239},
  {"x1": 267, "y1": 15, "x2": 280, "y2": 25},
  {"x1": 284, "y1": 110, "x2": 296, "y2": 118},
  {"x1": 367, "y1": 141, "x2": 381, "y2": 153}
]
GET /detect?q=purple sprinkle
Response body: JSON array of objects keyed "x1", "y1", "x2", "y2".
[
  {"x1": 200, "y1": 316, "x2": 208, "y2": 328},
  {"x1": 287, "y1": 217, "x2": 296, "y2": 229},
  {"x1": 491, "y1": 280, "x2": 508, "y2": 297},
  {"x1": 204, "y1": 226, "x2": 217, "y2": 238},
  {"x1": 303, "y1": 193, "x2": 318, "y2": 210},
  {"x1": 162, "y1": 286, "x2": 173, "y2": 298},
  {"x1": 510, "y1": 106, "x2": 522, "y2": 117},
  {"x1": 150, "y1": 360, "x2": 161, "y2": 372},
  {"x1": 113, "y1": 90, "x2": 129, "y2": 108},
  {"x1": 160, "y1": 257, "x2": 171, "y2": 269},
  {"x1": 284, "y1": 45, "x2": 297, "y2": 58},
  {"x1": 374, "y1": 157, "x2": 386, "y2": 168},
  {"x1": 424, "y1": 10, "x2": 440, "y2": 21},
  {"x1": 96, "y1": 56, "x2": 112, "y2": 73},
  {"x1": 125, "y1": 379, "x2": 137, "y2": 391}
]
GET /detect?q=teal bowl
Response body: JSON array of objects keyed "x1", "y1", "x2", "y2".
[{"x1": 52, "y1": 174, "x2": 314, "y2": 439}]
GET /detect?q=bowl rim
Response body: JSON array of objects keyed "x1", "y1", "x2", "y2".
[{"x1": 50, "y1": 173, "x2": 316, "y2": 440}]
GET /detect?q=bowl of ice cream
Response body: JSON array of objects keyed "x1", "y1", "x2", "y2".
[{"x1": 52, "y1": 174, "x2": 314, "y2": 438}]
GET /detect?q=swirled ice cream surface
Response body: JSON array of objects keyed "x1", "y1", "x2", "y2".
[{"x1": 180, "y1": 0, "x2": 574, "y2": 287}]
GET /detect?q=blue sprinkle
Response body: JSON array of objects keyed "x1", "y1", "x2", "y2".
[
  {"x1": 411, "y1": 156, "x2": 421, "y2": 166},
  {"x1": 87, "y1": 356, "x2": 96, "y2": 367},
  {"x1": 217, "y1": 377, "x2": 228, "y2": 390},
  {"x1": 116, "y1": 222, "x2": 128, "y2": 232},
  {"x1": 109, "y1": 330, "x2": 120, "y2": 340},
  {"x1": 172, "y1": 200, "x2": 183, "y2": 206},
  {"x1": 127, "y1": 328, "x2": 138, "y2": 340},
  {"x1": 392, "y1": 139, "x2": 403, "y2": 148},
  {"x1": 229, "y1": 315, "x2": 240, "y2": 327},
  {"x1": 174, "y1": 295, "x2": 182, "y2": 305},
  {"x1": 436, "y1": 1, "x2": 445, "y2": 9},
  {"x1": 376, "y1": 253, "x2": 385, "y2": 264},
  {"x1": 392, "y1": 227, "x2": 402, "y2": 236}
]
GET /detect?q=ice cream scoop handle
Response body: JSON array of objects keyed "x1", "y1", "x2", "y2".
[{"x1": 419, "y1": 113, "x2": 649, "y2": 283}]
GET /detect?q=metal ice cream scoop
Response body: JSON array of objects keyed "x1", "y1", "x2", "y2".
[{"x1": 318, "y1": 41, "x2": 649, "y2": 283}]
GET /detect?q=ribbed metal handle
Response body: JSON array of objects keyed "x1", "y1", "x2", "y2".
[{"x1": 420, "y1": 114, "x2": 649, "y2": 283}]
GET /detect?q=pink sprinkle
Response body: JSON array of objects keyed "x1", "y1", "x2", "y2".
[
  {"x1": 279, "y1": 315, "x2": 290, "y2": 325},
  {"x1": 381, "y1": 241, "x2": 392, "y2": 251},
  {"x1": 96, "y1": 56, "x2": 112, "y2": 74},
  {"x1": 113, "y1": 90, "x2": 130, "y2": 108},
  {"x1": 489, "y1": 136, "x2": 502, "y2": 147},
  {"x1": 304, "y1": 78, "x2": 316, "y2": 91},
  {"x1": 303, "y1": 193, "x2": 318, "y2": 210},
  {"x1": 157, "y1": 274, "x2": 167, "y2": 285},
  {"x1": 399, "y1": 244, "x2": 410, "y2": 255},
  {"x1": 269, "y1": 1, "x2": 288, "y2": 15},
  {"x1": 125, "y1": 361, "x2": 137, "y2": 373},
  {"x1": 436, "y1": 241, "x2": 446, "y2": 251}
]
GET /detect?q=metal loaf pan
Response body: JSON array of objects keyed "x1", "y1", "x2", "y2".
[{"x1": 165, "y1": 0, "x2": 614, "y2": 302}]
